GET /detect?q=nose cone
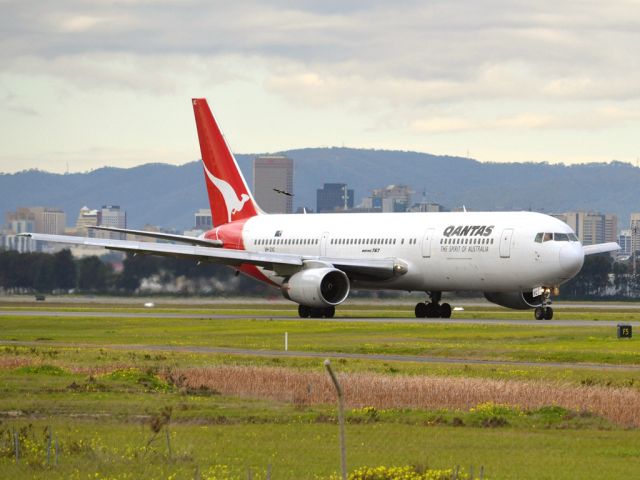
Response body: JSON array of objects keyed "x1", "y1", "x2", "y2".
[{"x1": 559, "y1": 244, "x2": 584, "y2": 277}]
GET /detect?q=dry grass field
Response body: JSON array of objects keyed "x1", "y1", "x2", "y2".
[{"x1": 169, "y1": 365, "x2": 640, "y2": 427}]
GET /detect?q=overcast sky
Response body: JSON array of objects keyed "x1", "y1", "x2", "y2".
[{"x1": 1, "y1": 0, "x2": 639, "y2": 173}]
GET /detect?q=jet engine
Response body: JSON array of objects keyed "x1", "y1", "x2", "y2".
[
  {"x1": 484, "y1": 291, "x2": 544, "y2": 310},
  {"x1": 282, "y1": 268, "x2": 350, "y2": 308}
]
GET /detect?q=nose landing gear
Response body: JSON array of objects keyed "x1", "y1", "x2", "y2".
[
  {"x1": 415, "y1": 291, "x2": 452, "y2": 318},
  {"x1": 534, "y1": 288, "x2": 554, "y2": 320}
]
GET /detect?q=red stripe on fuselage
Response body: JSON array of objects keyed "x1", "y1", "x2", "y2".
[{"x1": 204, "y1": 220, "x2": 278, "y2": 287}]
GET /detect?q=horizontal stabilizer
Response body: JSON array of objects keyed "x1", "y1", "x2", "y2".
[
  {"x1": 583, "y1": 242, "x2": 620, "y2": 255},
  {"x1": 88, "y1": 226, "x2": 222, "y2": 247}
]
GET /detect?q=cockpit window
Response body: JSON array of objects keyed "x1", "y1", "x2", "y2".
[{"x1": 536, "y1": 232, "x2": 580, "y2": 243}]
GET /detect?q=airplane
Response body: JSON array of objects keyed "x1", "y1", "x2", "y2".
[
  {"x1": 273, "y1": 188, "x2": 294, "y2": 197},
  {"x1": 21, "y1": 98, "x2": 620, "y2": 320}
]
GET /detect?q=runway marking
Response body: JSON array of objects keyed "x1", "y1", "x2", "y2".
[{"x1": 0, "y1": 340, "x2": 637, "y2": 371}]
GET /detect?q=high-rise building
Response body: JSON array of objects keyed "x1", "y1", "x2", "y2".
[
  {"x1": 42, "y1": 208, "x2": 66, "y2": 235},
  {"x1": 360, "y1": 185, "x2": 412, "y2": 213},
  {"x1": 97, "y1": 205, "x2": 126, "y2": 239},
  {"x1": 75, "y1": 206, "x2": 99, "y2": 237},
  {"x1": 316, "y1": 183, "x2": 354, "y2": 213},
  {"x1": 253, "y1": 155, "x2": 293, "y2": 214},
  {"x1": 6, "y1": 207, "x2": 65, "y2": 235},
  {"x1": 618, "y1": 229, "x2": 632, "y2": 257},
  {"x1": 194, "y1": 209, "x2": 213, "y2": 230},
  {"x1": 631, "y1": 213, "x2": 640, "y2": 255},
  {"x1": 409, "y1": 202, "x2": 448, "y2": 213},
  {"x1": 559, "y1": 211, "x2": 618, "y2": 246}
]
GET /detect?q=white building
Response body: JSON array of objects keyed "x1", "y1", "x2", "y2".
[{"x1": 97, "y1": 205, "x2": 127, "y2": 240}]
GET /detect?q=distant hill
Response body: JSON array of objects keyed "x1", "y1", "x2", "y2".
[{"x1": 1, "y1": 148, "x2": 639, "y2": 230}]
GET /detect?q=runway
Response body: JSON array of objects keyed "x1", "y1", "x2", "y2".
[
  {"x1": 1, "y1": 339, "x2": 637, "y2": 371},
  {"x1": 0, "y1": 309, "x2": 638, "y2": 327}
]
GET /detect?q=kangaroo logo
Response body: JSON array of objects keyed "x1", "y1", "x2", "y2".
[{"x1": 203, "y1": 164, "x2": 251, "y2": 223}]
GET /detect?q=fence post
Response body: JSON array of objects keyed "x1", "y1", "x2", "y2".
[
  {"x1": 46, "y1": 426, "x2": 52, "y2": 465},
  {"x1": 324, "y1": 359, "x2": 347, "y2": 480},
  {"x1": 14, "y1": 429, "x2": 19, "y2": 463}
]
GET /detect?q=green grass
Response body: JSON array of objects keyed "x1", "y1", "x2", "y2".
[
  {"x1": 3, "y1": 419, "x2": 640, "y2": 479},
  {"x1": 2, "y1": 302, "x2": 640, "y2": 478},
  {"x1": 1, "y1": 363, "x2": 639, "y2": 479},
  {"x1": 2, "y1": 314, "x2": 640, "y2": 365},
  {"x1": 2, "y1": 342, "x2": 640, "y2": 389}
]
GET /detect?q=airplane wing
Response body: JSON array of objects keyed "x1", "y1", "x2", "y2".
[
  {"x1": 583, "y1": 242, "x2": 620, "y2": 255},
  {"x1": 20, "y1": 233, "x2": 404, "y2": 279},
  {"x1": 88, "y1": 226, "x2": 223, "y2": 247}
]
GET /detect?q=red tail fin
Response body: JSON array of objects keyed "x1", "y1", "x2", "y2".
[{"x1": 192, "y1": 98, "x2": 260, "y2": 227}]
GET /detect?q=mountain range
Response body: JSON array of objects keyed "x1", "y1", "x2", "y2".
[{"x1": 1, "y1": 148, "x2": 639, "y2": 231}]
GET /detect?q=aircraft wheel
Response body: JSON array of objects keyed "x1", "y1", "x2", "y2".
[
  {"x1": 439, "y1": 303, "x2": 452, "y2": 319},
  {"x1": 425, "y1": 303, "x2": 439, "y2": 318},
  {"x1": 298, "y1": 305, "x2": 310, "y2": 318},
  {"x1": 415, "y1": 302, "x2": 428, "y2": 318},
  {"x1": 310, "y1": 308, "x2": 324, "y2": 318},
  {"x1": 534, "y1": 306, "x2": 545, "y2": 320},
  {"x1": 324, "y1": 306, "x2": 336, "y2": 318},
  {"x1": 544, "y1": 307, "x2": 554, "y2": 320}
]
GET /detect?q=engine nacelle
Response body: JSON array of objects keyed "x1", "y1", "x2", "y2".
[
  {"x1": 282, "y1": 268, "x2": 350, "y2": 308},
  {"x1": 484, "y1": 291, "x2": 544, "y2": 310}
]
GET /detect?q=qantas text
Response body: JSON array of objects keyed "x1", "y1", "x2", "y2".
[{"x1": 442, "y1": 225, "x2": 495, "y2": 237}]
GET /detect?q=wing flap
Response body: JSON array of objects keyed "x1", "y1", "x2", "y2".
[
  {"x1": 19, "y1": 233, "x2": 404, "y2": 278},
  {"x1": 20, "y1": 233, "x2": 302, "y2": 269},
  {"x1": 88, "y1": 226, "x2": 223, "y2": 247}
]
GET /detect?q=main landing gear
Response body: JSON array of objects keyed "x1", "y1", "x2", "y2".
[
  {"x1": 534, "y1": 288, "x2": 554, "y2": 320},
  {"x1": 415, "y1": 291, "x2": 452, "y2": 319},
  {"x1": 298, "y1": 304, "x2": 335, "y2": 319}
]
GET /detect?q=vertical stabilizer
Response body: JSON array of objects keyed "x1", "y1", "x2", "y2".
[{"x1": 192, "y1": 98, "x2": 260, "y2": 227}]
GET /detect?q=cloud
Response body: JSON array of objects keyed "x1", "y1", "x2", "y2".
[
  {"x1": 1, "y1": 0, "x2": 640, "y2": 170},
  {"x1": 1, "y1": 1, "x2": 638, "y2": 100},
  {"x1": 410, "y1": 106, "x2": 640, "y2": 133}
]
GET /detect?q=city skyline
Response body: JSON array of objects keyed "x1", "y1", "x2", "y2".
[{"x1": 2, "y1": 2, "x2": 640, "y2": 174}]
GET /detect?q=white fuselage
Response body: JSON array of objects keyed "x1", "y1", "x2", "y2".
[{"x1": 235, "y1": 211, "x2": 584, "y2": 293}]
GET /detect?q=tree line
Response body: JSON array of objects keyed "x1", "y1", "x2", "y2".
[
  {"x1": 0, "y1": 249, "x2": 638, "y2": 299},
  {"x1": 0, "y1": 250, "x2": 268, "y2": 296}
]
